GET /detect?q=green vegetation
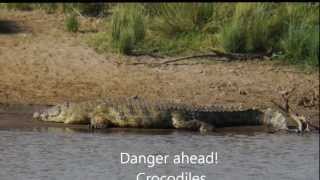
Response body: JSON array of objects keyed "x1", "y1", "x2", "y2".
[
  {"x1": 220, "y1": 3, "x2": 287, "y2": 53},
  {"x1": 281, "y1": 24, "x2": 319, "y2": 67},
  {"x1": 148, "y1": 3, "x2": 214, "y2": 37},
  {"x1": 4, "y1": 3, "x2": 34, "y2": 11},
  {"x1": 65, "y1": 14, "x2": 79, "y2": 33},
  {"x1": 1, "y1": 3, "x2": 319, "y2": 68},
  {"x1": 279, "y1": 4, "x2": 319, "y2": 67},
  {"x1": 0, "y1": 3, "x2": 111, "y2": 16},
  {"x1": 60, "y1": 3, "x2": 111, "y2": 17},
  {"x1": 111, "y1": 4, "x2": 145, "y2": 54},
  {"x1": 36, "y1": 3, "x2": 59, "y2": 14}
]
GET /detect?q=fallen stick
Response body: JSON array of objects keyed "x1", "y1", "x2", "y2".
[
  {"x1": 127, "y1": 50, "x2": 271, "y2": 66},
  {"x1": 157, "y1": 54, "x2": 230, "y2": 65},
  {"x1": 157, "y1": 50, "x2": 271, "y2": 65}
]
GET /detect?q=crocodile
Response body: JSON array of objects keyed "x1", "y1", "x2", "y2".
[{"x1": 32, "y1": 97, "x2": 307, "y2": 133}]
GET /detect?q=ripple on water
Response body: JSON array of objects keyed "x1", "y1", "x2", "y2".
[{"x1": 0, "y1": 129, "x2": 318, "y2": 180}]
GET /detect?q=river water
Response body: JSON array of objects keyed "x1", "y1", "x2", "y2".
[{"x1": 0, "y1": 128, "x2": 318, "y2": 180}]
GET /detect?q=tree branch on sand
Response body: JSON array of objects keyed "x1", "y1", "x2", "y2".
[{"x1": 127, "y1": 50, "x2": 271, "y2": 66}]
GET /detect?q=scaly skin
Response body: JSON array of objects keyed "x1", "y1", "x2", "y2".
[{"x1": 32, "y1": 97, "x2": 307, "y2": 133}]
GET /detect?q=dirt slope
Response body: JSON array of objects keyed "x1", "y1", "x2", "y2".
[{"x1": 0, "y1": 10, "x2": 319, "y2": 125}]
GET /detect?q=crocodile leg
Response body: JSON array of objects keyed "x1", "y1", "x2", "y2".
[
  {"x1": 199, "y1": 122, "x2": 215, "y2": 134},
  {"x1": 90, "y1": 114, "x2": 111, "y2": 129},
  {"x1": 171, "y1": 111, "x2": 214, "y2": 132}
]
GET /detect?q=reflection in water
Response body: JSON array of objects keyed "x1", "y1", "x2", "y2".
[{"x1": 0, "y1": 129, "x2": 318, "y2": 180}]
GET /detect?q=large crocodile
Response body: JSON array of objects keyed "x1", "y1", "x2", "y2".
[{"x1": 32, "y1": 97, "x2": 308, "y2": 133}]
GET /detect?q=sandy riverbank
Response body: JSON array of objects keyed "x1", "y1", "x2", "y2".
[{"x1": 0, "y1": 10, "x2": 319, "y2": 128}]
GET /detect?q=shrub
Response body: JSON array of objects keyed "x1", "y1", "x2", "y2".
[
  {"x1": 65, "y1": 14, "x2": 79, "y2": 33},
  {"x1": 5, "y1": 3, "x2": 33, "y2": 11},
  {"x1": 61, "y1": 3, "x2": 111, "y2": 17},
  {"x1": 75, "y1": 3, "x2": 106, "y2": 17},
  {"x1": 117, "y1": 29, "x2": 135, "y2": 54},
  {"x1": 219, "y1": 21, "x2": 246, "y2": 53},
  {"x1": 278, "y1": 3, "x2": 319, "y2": 67},
  {"x1": 281, "y1": 23, "x2": 319, "y2": 67},
  {"x1": 202, "y1": 3, "x2": 236, "y2": 33},
  {"x1": 38, "y1": 3, "x2": 58, "y2": 14},
  {"x1": 286, "y1": 3, "x2": 319, "y2": 26},
  {"x1": 220, "y1": 3, "x2": 287, "y2": 53},
  {"x1": 149, "y1": 3, "x2": 215, "y2": 37},
  {"x1": 111, "y1": 4, "x2": 145, "y2": 54},
  {"x1": 137, "y1": 32, "x2": 215, "y2": 56},
  {"x1": 88, "y1": 3, "x2": 319, "y2": 69}
]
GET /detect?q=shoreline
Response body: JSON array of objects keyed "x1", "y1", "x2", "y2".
[{"x1": 1, "y1": 103, "x2": 318, "y2": 134}]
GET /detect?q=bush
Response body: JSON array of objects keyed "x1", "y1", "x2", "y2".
[
  {"x1": 61, "y1": 3, "x2": 111, "y2": 17},
  {"x1": 5, "y1": 3, "x2": 33, "y2": 11},
  {"x1": 111, "y1": 4, "x2": 145, "y2": 54},
  {"x1": 220, "y1": 3, "x2": 287, "y2": 53},
  {"x1": 37, "y1": 3, "x2": 58, "y2": 14},
  {"x1": 202, "y1": 3, "x2": 236, "y2": 33},
  {"x1": 88, "y1": 3, "x2": 319, "y2": 69},
  {"x1": 65, "y1": 14, "x2": 79, "y2": 33},
  {"x1": 137, "y1": 32, "x2": 215, "y2": 56},
  {"x1": 74, "y1": 3, "x2": 106, "y2": 17},
  {"x1": 281, "y1": 23, "x2": 319, "y2": 67},
  {"x1": 149, "y1": 3, "x2": 215, "y2": 37},
  {"x1": 278, "y1": 3, "x2": 319, "y2": 67},
  {"x1": 219, "y1": 21, "x2": 246, "y2": 53},
  {"x1": 286, "y1": 3, "x2": 319, "y2": 26},
  {"x1": 117, "y1": 29, "x2": 135, "y2": 54}
]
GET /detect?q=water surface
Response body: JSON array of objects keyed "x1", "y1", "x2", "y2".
[{"x1": 0, "y1": 128, "x2": 318, "y2": 180}]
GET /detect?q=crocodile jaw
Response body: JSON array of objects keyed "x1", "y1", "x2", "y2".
[{"x1": 33, "y1": 105, "x2": 65, "y2": 123}]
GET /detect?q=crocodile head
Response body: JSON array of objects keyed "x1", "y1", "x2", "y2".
[
  {"x1": 33, "y1": 102, "x2": 91, "y2": 124},
  {"x1": 33, "y1": 103, "x2": 70, "y2": 123}
]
